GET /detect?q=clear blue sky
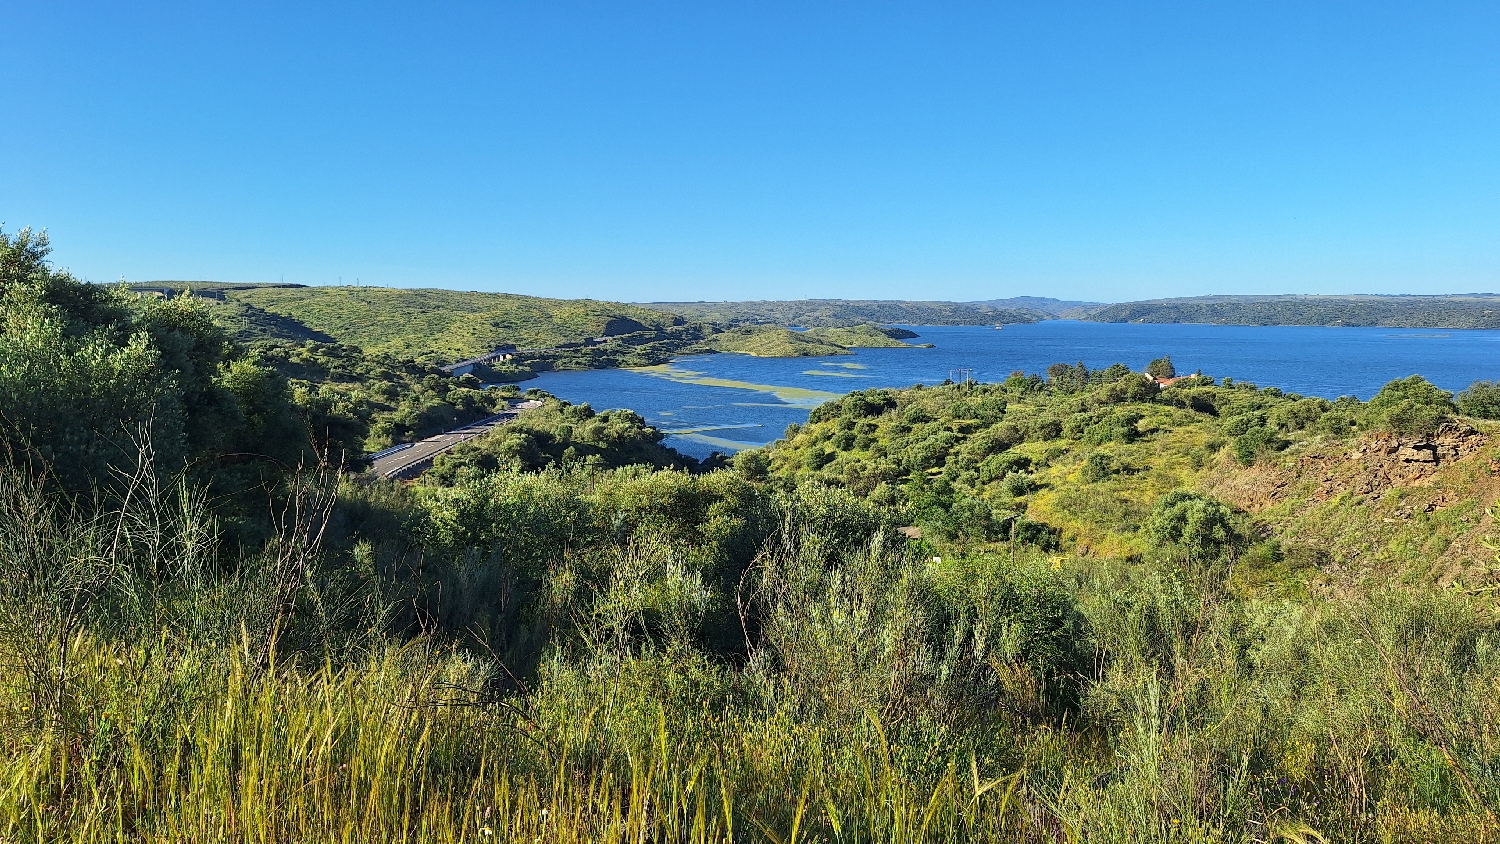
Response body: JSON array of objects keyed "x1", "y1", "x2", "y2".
[{"x1": 4, "y1": 2, "x2": 1497, "y2": 302}]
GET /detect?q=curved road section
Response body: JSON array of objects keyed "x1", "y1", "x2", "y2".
[{"x1": 370, "y1": 399, "x2": 543, "y2": 480}]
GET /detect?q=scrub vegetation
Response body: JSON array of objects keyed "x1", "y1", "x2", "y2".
[
  {"x1": 9, "y1": 230, "x2": 1500, "y2": 842},
  {"x1": 140, "y1": 284, "x2": 935, "y2": 373},
  {"x1": 222, "y1": 285, "x2": 678, "y2": 360},
  {"x1": 704, "y1": 324, "x2": 928, "y2": 357},
  {"x1": 424, "y1": 395, "x2": 701, "y2": 481},
  {"x1": 251, "y1": 341, "x2": 525, "y2": 456}
]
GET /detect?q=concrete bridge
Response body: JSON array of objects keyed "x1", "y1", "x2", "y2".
[{"x1": 440, "y1": 345, "x2": 519, "y2": 376}]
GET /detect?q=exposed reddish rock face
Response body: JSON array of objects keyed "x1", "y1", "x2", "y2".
[
  {"x1": 1206, "y1": 423, "x2": 1490, "y2": 512},
  {"x1": 1326, "y1": 423, "x2": 1486, "y2": 500},
  {"x1": 1202, "y1": 422, "x2": 1498, "y2": 589},
  {"x1": 1353, "y1": 422, "x2": 1483, "y2": 468}
]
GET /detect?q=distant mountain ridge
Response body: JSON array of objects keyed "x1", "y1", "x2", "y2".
[
  {"x1": 968, "y1": 296, "x2": 1106, "y2": 319},
  {"x1": 639, "y1": 299, "x2": 1047, "y2": 327},
  {"x1": 1086, "y1": 294, "x2": 1500, "y2": 329}
]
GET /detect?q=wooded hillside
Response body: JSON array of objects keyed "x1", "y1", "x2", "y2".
[
  {"x1": 640, "y1": 298, "x2": 1048, "y2": 326},
  {"x1": 1089, "y1": 293, "x2": 1500, "y2": 328}
]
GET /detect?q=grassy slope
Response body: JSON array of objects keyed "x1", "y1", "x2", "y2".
[
  {"x1": 768, "y1": 378, "x2": 1500, "y2": 590},
  {"x1": 768, "y1": 387, "x2": 1221, "y2": 558},
  {"x1": 1037, "y1": 416, "x2": 1500, "y2": 587},
  {"x1": 224, "y1": 286, "x2": 677, "y2": 361},
  {"x1": 1200, "y1": 425, "x2": 1500, "y2": 588},
  {"x1": 1023, "y1": 403, "x2": 1218, "y2": 558}
]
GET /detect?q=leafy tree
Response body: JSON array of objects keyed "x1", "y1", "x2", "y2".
[
  {"x1": 1363, "y1": 375, "x2": 1455, "y2": 437},
  {"x1": 0, "y1": 227, "x2": 132, "y2": 333},
  {"x1": 947, "y1": 496, "x2": 998, "y2": 541},
  {"x1": 1146, "y1": 490, "x2": 1241, "y2": 563},
  {"x1": 0, "y1": 224, "x2": 322, "y2": 515},
  {"x1": 999, "y1": 471, "x2": 1034, "y2": 497},
  {"x1": 1047, "y1": 361, "x2": 1091, "y2": 393},
  {"x1": 1010, "y1": 517, "x2": 1059, "y2": 550},
  {"x1": 978, "y1": 450, "x2": 1030, "y2": 482},
  {"x1": 1457, "y1": 380, "x2": 1500, "y2": 419},
  {"x1": 1080, "y1": 452, "x2": 1114, "y2": 482},
  {"x1": 1270, "y1": 397, "x2": 1331, "y2": 432},
  {"x1": 1145, "y1": 356, "x2": 1177, "y2": 379},
  {"x1": 1098, "y1": 372, "x2": 1160, "y2": 403},
  {"x1": 0, "y1": 228, "x2": 310, "y2": 503},
  {"x1": 1223, "y1": 412, "x2": 1266, "y2": 436},
  {"x1": 732, "y1": 448, "x2": 770, "y2": 480},
  {"x1": 0, "y1": 284, "x2": 173, "y2": 488},
  {"x1": 1231, "y1": 425, "x2": 1287, "y2": 465}
]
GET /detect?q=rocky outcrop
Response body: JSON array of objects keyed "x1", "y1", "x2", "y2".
[
  {"x1": 1331, "y1": 422, "x2": 1485, "y2": 498},
  {"x1": 1352, "y1": 422, "x2": 1483, "y2": 470},
  {"x1": 1201, "y1": 422, "x2": 1498, "y2": 590},
  {"x1": 1208, "y1": 423, "x2": 1489, "y2": 511}
]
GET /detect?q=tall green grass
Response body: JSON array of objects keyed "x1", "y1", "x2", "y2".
[{"x1": 1, "y1": 461, "x2": 1498, "y2": 842}]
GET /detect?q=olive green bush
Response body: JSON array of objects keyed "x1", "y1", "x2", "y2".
[{"x1": 1363, "y1": 375, "x2": 1457, "y2": 437}]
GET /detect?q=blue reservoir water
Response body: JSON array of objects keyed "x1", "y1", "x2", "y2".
[{"x1": 531, "y1": 322, "x2": 1500, "y2": 460}]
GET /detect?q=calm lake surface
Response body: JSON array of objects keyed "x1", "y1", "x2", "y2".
[{"x1": 531, "y1": 322, "x2": 1500, "y2": 459}]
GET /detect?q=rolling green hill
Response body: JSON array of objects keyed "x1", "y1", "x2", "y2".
[
  {"x1": 1088, "y1": 293, "x2": 1500, "y2": 328},
  {"x1": 131, "y1": 283, "x2": 681, "y2": 362},
  {"x1": 222, "y1": 286, "x2": 677, "y2": 361},
  {"x1": 145, "y1": 286, "x2": 1500, "y2": 358},
  {"x1": 138, "y1": 283, "x2": 940, "y2": 364}
]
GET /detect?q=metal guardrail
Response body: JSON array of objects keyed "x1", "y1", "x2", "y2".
[
  {"x1": 452, "y1": 412, "x2": 512, "y2": 432},
  {"x1": 361, "y1": 443, "x2": 411, "y2": 461},
  {"x1": 368, "y1": 402, "x2": 542, "y2": 479}
]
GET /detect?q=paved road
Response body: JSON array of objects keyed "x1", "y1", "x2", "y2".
[{"x1": 370, "y1": 400, "x2": 542, "y2": 480}]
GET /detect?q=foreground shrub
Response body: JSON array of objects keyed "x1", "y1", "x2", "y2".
[
  {"x1": 1457, "y1": 380, "x2": 1500, "y2": 419},
  {"x1": 1363, "y1": 375, "x2": 1456, "y2": 437}
]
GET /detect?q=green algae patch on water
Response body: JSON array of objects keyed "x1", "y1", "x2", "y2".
[
  {"x1": 820, "y1": 362, "x2": 869, "y2": 369},
  {"x1": 630, "y1": 364, "x2": 841, "y2": 406},
  {"x1": 671, "y1": 431, "x2": 766, "y2": 452},
  {"x1": 659, "y1": 423, "x2": 763, "y2": 435},
  {"x1": 801, "y1": 369, "x2": 871, "y2": 378}
]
